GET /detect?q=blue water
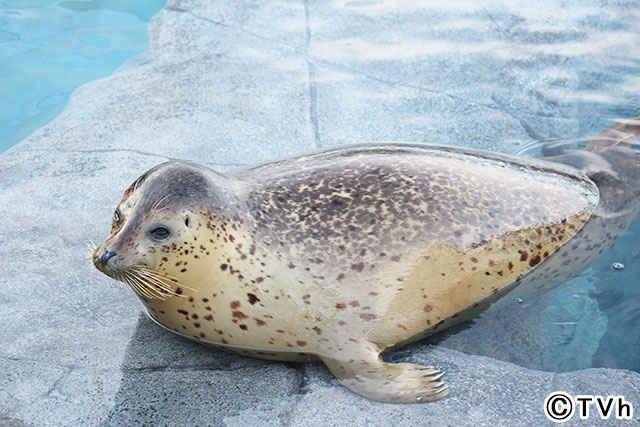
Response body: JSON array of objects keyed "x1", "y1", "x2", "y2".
[
  {"x1": 536, "y1": 216, "x2": 640, "y2": 371},
  {"x1": 0, "y1": 0, "x2": 166, "y2": 153}
]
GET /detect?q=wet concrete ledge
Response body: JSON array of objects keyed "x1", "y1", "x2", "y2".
[{"x1": 1, "y1": 0, "x2": 638, "y2": 425}]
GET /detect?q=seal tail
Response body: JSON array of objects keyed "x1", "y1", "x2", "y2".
[{"x1": 543, "y1": 116, "x2": 640, "y2": 214}]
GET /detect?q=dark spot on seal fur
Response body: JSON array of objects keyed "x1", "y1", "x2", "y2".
[
  {"x1": 529, "y1": 254, "x2": 542, "y2": 267},
  {"x1": 247, "y1": 293, "x2": 260, "y2": 305},
  {"x1": 519, "y1": 250, "x2": 528, "y2": 261},
  {"x1": 350, "y1": 262, "x2": 365, "y2": 272}
]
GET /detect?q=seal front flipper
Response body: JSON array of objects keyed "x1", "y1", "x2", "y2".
[{"x1": 319, "y1": 340, "x2": 448, "y2": 403}]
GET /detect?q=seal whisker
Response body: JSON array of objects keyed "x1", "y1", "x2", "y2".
[
  {"x1": 133, "y1": 176, "x2": 142, "y2": 193},
  {"x1": 133, "y1": 271, "x2": 174, "y2": 293},
  {"x1": 134, "y1": 267, "x2": 196, "y2": 293},
  {"x1": 126, "y1": 271, "x2": 167, "y2": 300},
  {"x1": 86, "y1": 239, "x2": 99, "y2": 279},
  {"x1": 124, "y1": 272, "x2": 158, "y2": 300},
  {"x1": 141, "y1": 277, "x2": 180, "y2": 297},
  {"x1": 87, "y1": 238, "x2": 97, "y2": 251},
  {"x1": 133, "y1": 273, "x2": 188, "y2": 300},
  {"x1": 153, "y1": 206, "x2": 172, "y2": 215},
  {"x1": 151, "y1": 192, "x2": 175, "y2": 212},
  {"x1": 119, "y1": 273, "x2": 135, "y2": 292},
  {"x1": 128, "y1": 269, "x2": 182, "y2": 300},
  {"x1": 130, "y1": 269, "x2": 177, "y2": 297},
  {"x1": 86, "y1": 244, "x2": 97, "y2": 261},
  {"x1": 121, "y1": 272, "x2": 144, "y2": 297}
]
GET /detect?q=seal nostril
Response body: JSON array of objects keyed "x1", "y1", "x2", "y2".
[{"x1": 100, "y1": 250, "x2": 117, "y2": 265}]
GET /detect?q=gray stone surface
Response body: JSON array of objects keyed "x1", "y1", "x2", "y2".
[
  {"x1": 1, "y1": 0, "x2": 639, "y2": 425},
  {"x1": 227, "y1": 347, "x2": 640, "y2": 426}
]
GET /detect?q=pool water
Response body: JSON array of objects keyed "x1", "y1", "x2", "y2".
[
  {"x1": 579, "y1": 216, "x2": 640, "y2": 370},
  {"x1": 0, "y1": 0, "x2": 166, "y2": 153}
]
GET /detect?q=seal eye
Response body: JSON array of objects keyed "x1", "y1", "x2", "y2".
[
  {"x1": 113, "y1": 210, "x2": 121, "y2": 225},
  {"x1": 150, "y1": 226, "x2": 170, "y2": 240}
]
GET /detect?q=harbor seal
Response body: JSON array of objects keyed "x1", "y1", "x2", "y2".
[{"x1": 93, "y1": 118, "x2": 639, "y2": 403}]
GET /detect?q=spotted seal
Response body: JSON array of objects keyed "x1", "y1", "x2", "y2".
[{"x1": 93, "y1": 118, "x2": 639, "y2": 403}]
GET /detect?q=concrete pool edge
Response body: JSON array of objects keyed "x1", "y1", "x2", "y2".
[{"x1": 1, "y1": 0, "x2": 638, "y2": 425}]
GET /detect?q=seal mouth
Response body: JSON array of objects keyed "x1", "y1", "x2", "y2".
[{"x1": 90, "y1": 243, "x2": 193, "y2": 301}]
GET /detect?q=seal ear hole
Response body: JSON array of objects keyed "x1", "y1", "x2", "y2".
[{"x1": 185, "y1": 216, "x2": 191, "y2": 228}]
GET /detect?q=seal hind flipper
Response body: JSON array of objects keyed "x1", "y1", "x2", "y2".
[{"x1": 320, "y1": 341, "x2": 448, "y2": 403}]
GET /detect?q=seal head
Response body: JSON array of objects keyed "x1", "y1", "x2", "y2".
[{"x1": 93, "y1": 161, "x2": 235, "y2": 299}]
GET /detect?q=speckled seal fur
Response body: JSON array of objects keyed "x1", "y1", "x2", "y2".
[{"x1": 93, "y1": 119, "x2": 640, "y2": 403}]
